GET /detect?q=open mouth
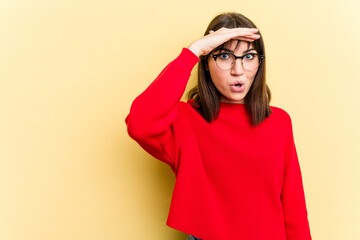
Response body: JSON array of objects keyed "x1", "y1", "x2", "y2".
[
  {"x1": 231, "y1": 82, "x2": 244, "y2": 87},
  {"x1": 230, "y1": 82, "x2": 245, "y2": 92}
]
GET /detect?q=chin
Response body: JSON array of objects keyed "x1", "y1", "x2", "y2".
[
  {"x1": 223, "y1": 96, "x2": 245, "y2": 103},
  {"x1": 230, "y1": 95, "x2": 245, "y2": 102}
]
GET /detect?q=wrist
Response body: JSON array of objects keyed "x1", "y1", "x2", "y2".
[{"x1": 187, "y1": 43, "x2": 202, "y2": 57}]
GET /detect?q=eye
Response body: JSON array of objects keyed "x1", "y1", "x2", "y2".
[
  {"x1": 219, "y1": 53, "x2": 231, "y2": 60},
  {"x1": 244, "y1": 53, "x2": 255, "y2": 60}
]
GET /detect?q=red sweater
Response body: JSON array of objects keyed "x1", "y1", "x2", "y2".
[{"x1": 125, "y1": 48, "x2": 312, "y2": 240}]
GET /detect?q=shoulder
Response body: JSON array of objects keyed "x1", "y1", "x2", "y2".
[
  {"x1": 177, "y1": 99, "x2": 199, "y2": 113},
  {"x1": 177, "y1": 99, "x2": 202, "y2": 118},
  {"x1": 185, "y1": 98, "x2": 195, "y2": 105},
  {"x1": 270, "y1": 105, "x2": 291, "y2": 119},
  {"x1": 269, "y1": 105, "x2": 293, "y2": 127},
  {"x1": 269, "y1": 105, "x2": 294, "y2": 139},
  {"x1": 179, "y1": 99, "x2": 199, "y2": 110}
]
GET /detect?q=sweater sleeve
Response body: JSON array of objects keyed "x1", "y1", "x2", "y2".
[
  {"x1": 125, "y1": 48, "x2": 200, "y2": 173},
  {"x1": 281, "y1": 113, "x2": 312, "y2": 240}
]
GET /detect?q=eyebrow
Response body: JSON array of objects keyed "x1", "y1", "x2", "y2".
[{"x1": 220, "y1": 48, "x2": 257, "y2": 54}]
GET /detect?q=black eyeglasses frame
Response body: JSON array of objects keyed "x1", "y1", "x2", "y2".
[{"x1": 209, "y1": 52, "x2": 265, "y2": 71}]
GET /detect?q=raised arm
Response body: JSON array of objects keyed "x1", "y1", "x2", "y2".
[
  {"x1": 125, "y1": 48, "x2": 199, "y2": 171},
  {"x1": 125, "y1": 28, "x2": 260, "y2": 172}
]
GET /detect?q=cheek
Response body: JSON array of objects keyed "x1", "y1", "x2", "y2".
[
  {"x1": 246, "y1": 71, "x2": 257, "y2": 83},
  {"x1": 210, "y1": 72, "x2": 227, "y2": 90},
  {"x1": 208, "y1": 65, "x2": 224, "y2": 84}
]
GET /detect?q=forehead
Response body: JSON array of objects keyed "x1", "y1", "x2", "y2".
[{"x1": 222, "y1": 40, "x2": 254, "y2": 52}]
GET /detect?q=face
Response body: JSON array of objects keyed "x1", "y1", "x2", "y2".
[{"x1": 207, "y1": 40, "x2": 259, "y2": 104}]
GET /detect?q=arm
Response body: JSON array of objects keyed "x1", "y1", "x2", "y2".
[
  {"x1": 125, "y1": 48, "x2": 199, "y2": 172},
  {"x1": 281, "y1": 114, "x2": 312, "y2": 240},
  {"x1": 125, "y1": 28, "x2": 260, "y2": 172}
]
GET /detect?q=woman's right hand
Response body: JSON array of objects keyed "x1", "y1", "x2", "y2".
[{"x1": 187, "y1": 27, "x2": 260, "y2": 57}]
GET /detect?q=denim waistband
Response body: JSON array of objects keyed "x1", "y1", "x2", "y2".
[{"x1": 187, "y1": 235, "x2": 202, "y2": 240}]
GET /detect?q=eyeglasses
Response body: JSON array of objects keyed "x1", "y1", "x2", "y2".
[{"x1": 209, "y1": 52, "x2": 265, "y2": 71}]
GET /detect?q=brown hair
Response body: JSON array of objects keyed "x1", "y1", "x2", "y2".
[{"x1": 186, "y1": 12, "x2": 272, "y2": 126}]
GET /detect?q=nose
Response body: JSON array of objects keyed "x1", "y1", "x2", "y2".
[{"x1": 230, "y1": 58, "x2": 245, "y2": 75}]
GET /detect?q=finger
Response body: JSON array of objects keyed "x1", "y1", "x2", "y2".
[
  {"x1": 246, "y1": 34, "x2": 261, "y2": 38},
  {"x1": 217, "y1": 27, "x2": 258, "y2": 33},
  {"x1": 236, "y1": 37, "x2": 260, "y2": 42},
  {"x1": 234, "y1": 38, "x2": 256, "y2": 42},
  {"x1": 235, "y1": 34, "x2": 261, "y2": 39},
  {"x1": 229, "y1": 35, "x2": 260, "y2": 42},
  {"x1": 229, "y1": 27, "x2": 258, "y2": 32},
  {"x1": 232, "y1": 35, "x2": 261, "y2": 41},
  {"x1": 235, "y1": 29, "x2": 260, "y2": 36},
  {"x1": 227, "y1": 30, "x2": 260, "y2": 38}
]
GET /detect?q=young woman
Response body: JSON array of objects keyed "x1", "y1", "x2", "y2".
[{"x1": 125, "y1": 12, "x2": 312, "y2": 240}]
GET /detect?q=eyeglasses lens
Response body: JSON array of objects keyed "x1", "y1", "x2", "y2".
[{"x1": 216, "y1": 54, "x2": 260, "y2": 71}]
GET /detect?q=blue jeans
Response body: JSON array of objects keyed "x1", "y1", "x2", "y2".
[{"x1": 187, "y1": 235, "x2": 202, "y2": 240}]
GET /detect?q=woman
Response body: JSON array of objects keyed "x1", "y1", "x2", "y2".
[{"x1": 125, "y1": 12, "x2": 312, "y2": 240}]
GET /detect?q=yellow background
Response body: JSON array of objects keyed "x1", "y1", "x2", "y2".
[{"x1": 1, "y1": 0, "x2": 359, "y2": 239}]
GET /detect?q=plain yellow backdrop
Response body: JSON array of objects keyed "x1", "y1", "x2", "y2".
[{"x1": 1, "y1": 0, "x2": 359, "y2": 239}]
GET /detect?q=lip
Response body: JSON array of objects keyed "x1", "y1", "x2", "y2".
[
  {"x1": 230, "y1": 81, "x2": 246, "y2": 92},
  {"x1": 230, "y1": 85, "x2": 245, "y2": 92},
  {"x1": 230, "y1": 80, "x2": 245, "y2": 86},
  {"x1": 230, "y1": 81, "x2": 245, "y2": 92}
]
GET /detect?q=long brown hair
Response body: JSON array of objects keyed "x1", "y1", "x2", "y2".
[{"x1": 186, "y1": 12, "x2": 272, "y2": 126}]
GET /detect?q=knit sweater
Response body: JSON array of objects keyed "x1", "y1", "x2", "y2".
[{"x1": 125, "y1": 47, "x2": 312, "y2": 240}]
